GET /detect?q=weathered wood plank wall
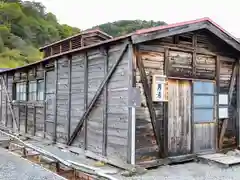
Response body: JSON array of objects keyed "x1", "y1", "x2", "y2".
[
  {"x1": 135, "y1": 48, "x2": 165, "y2": 163},
  {"x1": 0, "y1": 39, "x2": 133, "y2": 164},
  {"x1": 134, "y1": 29, "x2": 239, "y2": 162}
]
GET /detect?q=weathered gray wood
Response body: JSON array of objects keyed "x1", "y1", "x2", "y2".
[
  {"x1": 132, "y1": 22, "x2": 207, "y2": 44},
  {"x1": 127, "y1": 42, "x2": 136, "y2": 164},
  {"x1": 84, "y1": 52, "x2": 88, "y2": 150},
  {"x1": 102, "y1": 48, "x2": 108, "y2": 156},
  {"x1": 237, "y1": 60, "x2": 240, "y2": 146},
  {"x1": 53, "y1": 60, "x2": 58, "y2": 143},
  {"x1": 67, "y1": 56, "x2": 72, "y2": 141},
  {"x1": 67, "y1": 43, "x2": 129, "y2": 146},
  {"x1": 229, "y1": 62, "x2": 237, "y2": 105},
  {"x1": 136, "y1": 48, "x2": 161, "y2": 154},
  {"x1": 43, "y1": 69, "x2": 47, "y2": 138}
]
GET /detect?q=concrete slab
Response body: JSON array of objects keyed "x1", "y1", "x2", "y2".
[
  {"x1": 198, "y1": 153, "x2": 240, "y2": 167},
  {"x1": 0, "y1": 147, "x2": 66, "y2": 180}
]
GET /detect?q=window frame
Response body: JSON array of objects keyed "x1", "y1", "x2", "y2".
[
  {"x1": 193, "y1": 80, "x2": 215, "y2": 123},
  {"x1": 28, "y1": 81, "x2": 37, "y2": 101},
  {"x1": 37, "y1": 79, "x2": 44, "y2": 101},
  {"x1": 15, "y1": 82, "x2": 27, "y2": 101}
]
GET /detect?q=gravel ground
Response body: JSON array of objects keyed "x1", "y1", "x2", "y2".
[
  {"x1": 0, "y1": 148, "x2": 65, "y2": 180},
  {"x1": 116, "y1": 162, "x2": 240, "y2": 180}
]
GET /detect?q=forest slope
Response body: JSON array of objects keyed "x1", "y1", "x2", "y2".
[{"x1": 0, "y1": 0, "x2": 166, "y2": 67}]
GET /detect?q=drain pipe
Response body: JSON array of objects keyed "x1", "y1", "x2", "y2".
[{"x1": 0, "y1": 129, "x2": 119, "y2": 180}]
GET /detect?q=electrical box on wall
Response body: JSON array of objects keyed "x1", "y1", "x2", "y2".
[{"x1": 151, "y1": 75, "x2": 168, "y2": 102}]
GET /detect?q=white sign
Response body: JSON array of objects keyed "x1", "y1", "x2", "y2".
[
  {"x1": 219, "y1": 107, "x2": 228, "y2": 119},
  {"x1": 219, "y1": 94, "x2": 228, "y2": 105}
]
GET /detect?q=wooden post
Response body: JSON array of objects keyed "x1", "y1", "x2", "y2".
[
  {"x1": 43, "y1": 69, "x2": 47, "y2": 138},
  {"x1": 33, "y1": 105, "x2": 36, "y2": 136},
  {"x1": 5, "y1": 73, "x2": 8, "y2": 127},
  {"x1": 53, "y1": 60, "x2": 58, "y2": 143},
  {"x1": 216, "y1": 56, "x2": 220, "y2": 150},
  {"x1": 25, "y1": 72, "x2": 29, "y2": 134},
  {"x1": 102, "y1": 48, "x2": 108, "y2": 156},
  {"x1": 84, "y1": 52, "x2": 88, "y2": 150},
  {"x1": 67, "y1": 56, "x2": 72, "y2": 142},
  {"x1": 163, "y1": 48, "x2": 169, "y2": 157},
  {"x1": 127, "y1": 42, "x2": 136, "y2": 164},
  {"x1": 237, "y1": 59, "x2": 240, "y2": 147}
]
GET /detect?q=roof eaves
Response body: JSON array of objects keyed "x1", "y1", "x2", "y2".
[{"x1": 0, "y1": 34, "x2": 132, "y2": 74}]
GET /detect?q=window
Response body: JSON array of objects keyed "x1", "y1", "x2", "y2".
[
  {"x1": 16, "y1": 82, "x2": 27, "y2": 101},
  {"x1": 28, "y1": 81, "x2": 37, "y2": 100},
  {"x1": 37, "y1": 80, "x2": 44, "y2": 100},
  {"x1": 193, "y1": 81, "x2": 215, "y2": 123}
]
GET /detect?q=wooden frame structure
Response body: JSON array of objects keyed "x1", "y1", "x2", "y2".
[{"x1": 0, "y1": 17, "x2": 240, "y2": 167}]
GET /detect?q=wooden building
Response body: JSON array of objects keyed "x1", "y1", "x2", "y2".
[{"x1": 0, "y1": 17, "x2": 240, "y2": 167}]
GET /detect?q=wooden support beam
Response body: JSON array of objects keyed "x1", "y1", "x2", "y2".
[
  {"x1": 33, "y1": 105, "x2": 36, "y2": 136},
  {"x1": 229, "y1": 62, "x2": 237, "y2": 105},
  {"x1": 163, "y1": 48, "x2": 169, "y2": 157},
  {"x1": 43, "y1": 69, "x2": 47, "y2": 138},
  {"x1": 67, "y1": 43, "x2": 129, "y2": 146},
  {"x1": 237, "y1": 60, "x2": 240, "y2": 147},
  {"x1": 216, "y1": 56, "x2": 220, "y2": 150},
  {"x1": 67, "y1": 56, "x2": 72, "y2": 142},
  {"x1": 219, "y1": 62, "x2": 238, "y2": 149},
  {"x1": 127, "y1": 42, "x2": 136, "y2": 164},
  {"x1": 84, "y1": 52, "x2": 88, "y2": 150},
  {"x1": 0, "y1": 79, "x2": 2, "y2": 123},
  {"x1": 136, "y1": 47, "x2": 161, "y2": 154},
  {"x1": 102, "y1": 48, "x2": 108, "y2": 156},
  {"x1": 5, "y1": 74, "x2": 8, "y2": 127},
  {"x1": 53, "y1": 60, "x2": 58, "y2": 143}
]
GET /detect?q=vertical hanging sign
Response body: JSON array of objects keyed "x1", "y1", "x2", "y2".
[{"x1": 152, "y1": 75, "x2": 168, "y2": 102}]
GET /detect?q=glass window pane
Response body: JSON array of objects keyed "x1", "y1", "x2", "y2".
[
  {"x1": 193, "y1": 81, "x2": 214, "y2": 94},
  {"x1": 194, "y1": 95, "x2": 214, "y2": 108},
  {"x1": 194, "y1": 108, "x2": 214, "y2": 122}
]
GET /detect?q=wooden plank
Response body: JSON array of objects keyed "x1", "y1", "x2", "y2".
[
  {"x1": 84, "y1": 52, "x2": 88, "y2": 150},
  {"x1": 33, "y1": 105, "x2": 36, "y2": 136},
  {"x1": 219, "y1": 118, "x2": 228, "y2": 149},
  {"x1": 43, "y1": 70, "x2": 47, "y2": 138},
  {"x1": 53, "y1": 60, "x2": 58, "y2": 143},
  {"x1": 132, "y1": 22, "x2": 207, "y2": 44},
  {"x1": 163, "y1": 48, "x2": 169, "y2": 157},
  {"x1": 237, "y1": 60, "x2": 240, "y2": 146},
  {"x1": 136, "y1": 47, "x2": 161, "y2": 154},
  {"x1": 67, "y1": 43, "x2": 129, "y2": 145},
  {"x1": 127, "y1": 43, "x2": 136, "y2": 164},
  {"x1": 216, "y1": 55, "x2": 220, "y2": 150},
  {"x1": 102, "y1": 48, "x2": 108, "y2": 156},
  {"x1": 67, "y1": 56, "x2": 72, "y2": 141},
  {"x1": 229, "y1": 62, "x2": 237, "y2": 105}
]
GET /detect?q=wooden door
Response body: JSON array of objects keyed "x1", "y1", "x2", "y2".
[
  {"x1": 168, "y1": 79, "x2": 191, "y2": 156},
  {"x1": 192, "y1": 81, "x2": 216, "y2": 153}
]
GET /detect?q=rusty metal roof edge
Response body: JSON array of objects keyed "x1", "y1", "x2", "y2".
[{"x1": 1, "y1": 17, "x2": 240, "y2": 74}]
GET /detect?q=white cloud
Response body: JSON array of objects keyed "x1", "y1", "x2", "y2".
[{"x1": 36, "y1": 0, "x2": 240, "y2": 37}]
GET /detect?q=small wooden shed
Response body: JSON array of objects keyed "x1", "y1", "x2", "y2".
[{"x1": 0, "y1": 18, "x2": 240, "y2": 168}]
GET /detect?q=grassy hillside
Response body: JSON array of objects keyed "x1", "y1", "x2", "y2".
[
  {"x1": 0, "y1": 0, "x2": 80, "y2": 67},
  {"x1": 0, "y1": 0, "x2": 166, "y2": 68}
]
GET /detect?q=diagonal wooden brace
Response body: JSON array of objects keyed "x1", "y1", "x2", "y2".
[
  {"x1": 136, "y1": 53, "x2": 161, "y2": 153},
  {"x1": 67, "y1": 43, "x2": 129, "y2": 145},
  {"x1": 1, "y1": 76, "x2": 19, "y2": 131}
]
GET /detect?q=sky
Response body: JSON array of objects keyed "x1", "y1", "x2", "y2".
[{"x1": 36, "y1": 0, "x2": 240, "y2": 37}]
